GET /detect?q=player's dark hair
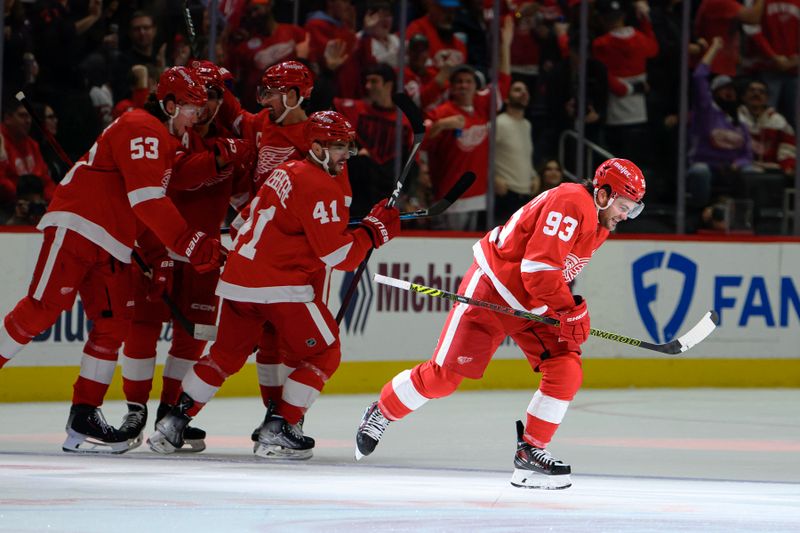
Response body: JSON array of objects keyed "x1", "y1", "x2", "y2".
[{"x1": 144, "y1": 93, "x2": 169, "y2": 121}]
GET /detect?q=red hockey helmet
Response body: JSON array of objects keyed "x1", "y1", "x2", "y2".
[
  {"x1": 260, "y1": 61, "x2": 314, "y2": 99},
  {"x1": 592, "y1": 158, "x2": 646, "y2": 217},
  {"x1": 305, "y1": 110, "x2": 356, "y2": 145},
  {"x1": 189, "y1": 60, "x2": 226, "y2": 95},
  {"x1": 156, "y1": 66, "x2": 208, "y2": 107}
]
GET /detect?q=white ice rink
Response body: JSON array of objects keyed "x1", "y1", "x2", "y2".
[{"x1": 1, "y1": 389, "x2": 799, "y2": 532}]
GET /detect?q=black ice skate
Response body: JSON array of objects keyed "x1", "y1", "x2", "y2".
[
  {"x1": 118, "y1": 402, "x2": 147, "y2": 450},
  {"x1": 510, "y1": 420, "x2": 572, "y2": 489},
  {"x1": 147, "y1": 393, "x2": 196, "y2": 454},
  {"x1": 62, "y1": 404, "x2": 132, "y2": 454},
  {"x1": 355, "y1": 401, "x2": 391, "y2": 461},
  {"x1": 250, "y1": 402, "x2": 313, "y2": 447},
  {"x1": 254, "y1": 410, "x2": 314, "y2": 460},
  {"x1": 155, "y1": 401, "x2": 206, "y2": 453}
]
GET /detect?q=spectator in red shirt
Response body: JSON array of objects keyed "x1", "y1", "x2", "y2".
[
  {"x1": 746, "y1": 0, "x2": 800, "y2": 126},
  {"x1": 694, "y1": 0, "x2": 765, "y2": 76},
  {"x1": 305, "y1": 0, "x2": 365, "y2": 98},
  {"x1": 592, "y1": 0, "x2": 659, "y2": 164},
  {"x1": 226, "y1": 0, "x2": 308, "y2": 112},
  {"x1": 404, "y1": 33, "x2": 450, "y2": 113},
  {"x1": 423, "y1": 15, "x2": 513, "y2": 231},
  {"x1": 0, "y1": 98, "x2": 55, "y2": 205},
  {"x1": 359, "y1": 0, "x2": 400, "y2": 68},
  {"x1": 407, "y1": 0, "x2": 467, "y2": 69},
  {"x1": 738, "y1": 79, "x2": 796, "y2": 175}
]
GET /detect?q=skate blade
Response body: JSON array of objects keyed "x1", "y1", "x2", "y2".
[
  {"x1": 254, "y1": 442, "x2": 313, "y2": 461},
  {"x1": 354, "y1": 447, "x2": 366, "y2": 461},
  {"x1": 171, "y1": 438, "x2": 206, "y2": 454},
  {"x1": 127, "y1": 432, "x2": 143, "y2": 451},
  {"x1": 62, "y1": 429, "x2": 131, "y2": 455},
  {"x1": 146, "y1": 430, "x2": 177, "y2": 455},
  {"x1": 510, "y1": 468, "x2": 572, "y2": 490}
]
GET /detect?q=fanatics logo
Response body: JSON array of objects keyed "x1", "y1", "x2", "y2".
[
  {"x1": 305, "y1": 338, "x2": 317, "y2": 347},
  {"x1": 60, "y1": 287, "x2": 74, "y2": 295},
  {"x1": 457, "y1": 356, "x2": 473, "y2": 365}
]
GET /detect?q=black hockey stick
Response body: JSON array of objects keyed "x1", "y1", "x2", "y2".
[
  {"x1": 335, "y1": 92, "x2": 426, "y2": 324},
  {"x1": 374, "y1": 274, "x2": 720, "y2": 355},
  {"x1": 346, "y1": 171, "x2": 476, "y2": 226},
  {"x1": 182, "y1": 1, "x2": 199, "y2": 58},
  {"x1": 15, "y1": 91, "x2": 215, "y2": 342}
]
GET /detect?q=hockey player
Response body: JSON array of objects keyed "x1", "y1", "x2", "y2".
[
  {"x1": 354, "y1": 159, "x2": 646, "y2": 489},
  {"x1": 0, "y1": 66, "x2": 226, "y2": 454},
  {"x1": 118, "y1": 60, "x2": 255, "y2": 452},
  {"x1": 148, "y1": 111, "x2": 401, "y2": 459}
]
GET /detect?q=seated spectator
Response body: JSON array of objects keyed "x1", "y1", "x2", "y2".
[
  {"x1": 407, "y1": 0, "x2": 467, "y2": 69},
  {"x1": 5, "y1": 174, "x2": 47, "y2": 226},
  {"x1": 31, "y1": 103, "x2": 68, "y2": 183},
  {"x1": 738, "y1": 79, "x2": 796, "y2": 175},
  {"x1": 494, "y1": 80, "x2": 539, "y2": 223},
  {"x1": 687, "y1": 37, "x2": 753, "y2": 226},
  {"x1": 404, "y1": 33, "x2": 450, "y2": 113},
  {"x1": 335, "y1": 63, "x2": 413, "y2": 215},
  {"x1": 539, "y1": 158, "x2": 565, "y2": 191},
  {"x1": 1, "y1": 97, "x2": 56, "y2": 203}
]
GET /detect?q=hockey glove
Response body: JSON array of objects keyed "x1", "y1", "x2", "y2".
[
  {"x1": 360, "y1": 199, "x2": 401, "y2": 249},
  {"x1": 557, "y1": 296, "x2": 590, "y2": 346},
  {"x1": 175, "y1": 230, "x2": 226, "y2": 274},
  {"x1": 147, "y1": 257, "x2": 174, "y2": 302},
  {"x1": 215, "y1": 138, "x2": 255, "y2": 174}
]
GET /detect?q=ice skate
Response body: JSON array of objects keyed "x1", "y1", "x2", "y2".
[
  {"x1": 509, "y1": 420, "x2": 572, "y2": 489},
  {"x1": 118, "y1": 402, "x2": 147, "y2": 450},
  {"x1": 254, "y1": 411, "x2": 314, "y2": 460},
  {"x1": 62, "y1": 404, "x2": 133, "y2": 454},
  {"x1": 355, "y1": 401, "x2": 391, "y2": 460},
  {"x1": 250, "y1": 402, "x2": 313, "y2": 448},
  {"x1": 147, "y1": 394, "x2": 196, "y2": 454},
  {"x1": 153, "y1": 400, "x2": 206, "y2": 453}
]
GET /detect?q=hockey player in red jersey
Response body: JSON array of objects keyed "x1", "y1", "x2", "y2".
[
  {"x1": 0, "y1": 66, "x2": 225, "y2": 454},
  {"x1": 148, "y1": 111, "x2": 401, "y2": 459},
  {"x1": 118, "y1": 60, "x2": 255, "y2": 452},
  {"x1": 355, "y1": 159, "x2": 646, "y2": 489}
]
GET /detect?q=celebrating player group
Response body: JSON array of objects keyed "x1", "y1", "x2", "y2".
[{"x1": 0, "y1": 58, "x2": 653, "y2": 489}]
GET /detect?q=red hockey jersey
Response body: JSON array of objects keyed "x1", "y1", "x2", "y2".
[
  {"x1": 473, "y1": 183, "x2": 609, "y2": 316},
  {"x1": 37, "y1": 109, "x2": 189, "y2": 262},
  {"x1": 218, "y1": 159, "x2": 367, "y2": 303}
]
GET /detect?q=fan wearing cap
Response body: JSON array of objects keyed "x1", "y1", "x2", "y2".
[
  {"x1": 686, "y1": 37, "x2": 753, "y2": 215},
  {"x1": 407, "y1": 0, "x2": 468, "y2": 69},
  {"x1": 404, "y1": 32, "x2": 451, "y2": 112},
  {"x1": 354, "y1": 159, "x2": 647, "y2": 491},
  {"x1": 0, "y1": 66, "x2": 224, "y2": 455},
  {"x1": 422, "y1": 14, "x2": 513, "y2": 231},
  {"x1": 148, "y1": 111, "x2": 401, "y2": 459}
]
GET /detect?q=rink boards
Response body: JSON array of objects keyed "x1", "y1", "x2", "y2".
[{"x1": 1, "y1": 229, "x2": 798, "y2": 400}]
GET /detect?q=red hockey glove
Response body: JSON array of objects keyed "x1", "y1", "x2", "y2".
[
  {"x1": 215, "y1": 138, "x2": 256, "y2": 174},
  {"x1": 557, "y1": 296, "x2": 590, "y2": 346},
  {"x1": 147, "y1": 257, "x2": 174, "y2": 302},
  {"x1": 360, "y1": 199, "x2": 401, "y2": 249},
  {"x1": 175, "y1": 230, "x2": 226, "y2": 274}
]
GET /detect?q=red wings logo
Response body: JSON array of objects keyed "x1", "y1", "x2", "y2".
[
  {"x1": 563, "y1": 253, "x2": 590, "y2": 282},
  {"x1": 256, "y1": 145, "x2": 297, "y2": 183}
]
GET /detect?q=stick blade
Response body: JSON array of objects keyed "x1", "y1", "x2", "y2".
[
  {"x1": 392, "y1": 92, "x2": 425, "y2": 135},
  {"x1": 192, "y1": 324, "x2": 217, "y2": 342},
  {"x1": 373, "y1": 273, "x2": 411, "y2": 291},
  {"x1": 676, "y1": 310, "x2": 719, "y2": 353}
]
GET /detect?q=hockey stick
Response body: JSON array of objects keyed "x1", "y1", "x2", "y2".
[
  {"x1": 346, "y1": 171, "x2": 476, "y2": 226},
  {"x1": 131, "y1": 253, "x2": 217, "y2": 341},
  {"x1": 374, "y1": 274, "x2": 720, "y2": 355},
  {"x1": 182, "y1": 1, "x2": 199, "y2": 58},
  {"x1": 15, "y1": 91, "x2": 215, "y2": 342},
  {"x1": 335, "y1": 92, "x2": 426, "y2": 324},
  {"x1": 219, "y1": 172, "x2": 476, "y2": 234}
]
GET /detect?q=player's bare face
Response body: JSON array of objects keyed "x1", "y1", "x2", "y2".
[
  {"x1": 600, "y1": 195, "x2": 637, "y2": 231},
  {"x1": 260, "y1": 89, "x2": 286, "y2": 122},
  {"x1": 199, "y1": 89, "x2": 221, "y2": 124},
  {"x1": 325, "y1": 141, "x2": 354, "y2": 175},
  {"x1": 173, "y1": 103, "x2": 203, "y2": 135}
]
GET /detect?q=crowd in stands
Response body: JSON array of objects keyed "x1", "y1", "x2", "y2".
[{"x1": 2, "y1": 0, "x2": 798, "y2": 233}]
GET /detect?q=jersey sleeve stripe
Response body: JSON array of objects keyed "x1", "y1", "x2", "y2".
[
  {"x1": 520, "y1": 259, "x2": 560, "y2": 273},
  {"x1": 127, "y1": 186, "x2": 166, "y2": 207},
  {"x1": 320, "y1": 242, "x2": 354, "y2": 267}
]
